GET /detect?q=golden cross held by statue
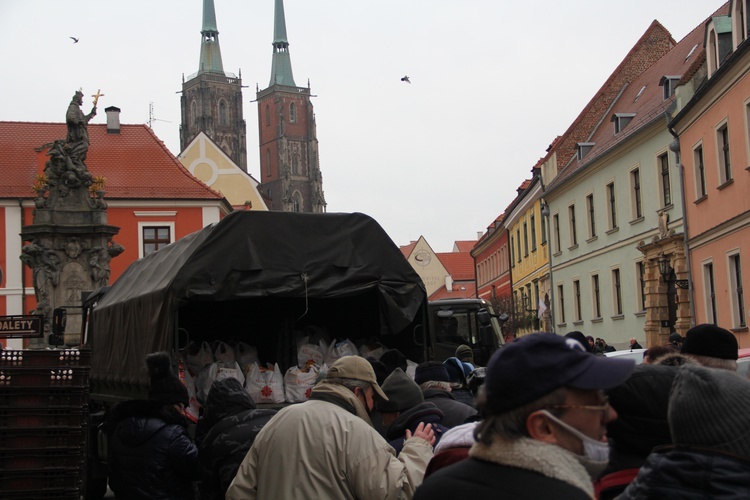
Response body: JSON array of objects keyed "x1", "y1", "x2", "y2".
[{"x1": 92, "y1": 89, "x2": 105, "y2": 107}]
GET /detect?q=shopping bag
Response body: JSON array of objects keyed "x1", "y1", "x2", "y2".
[
  {"x1": 213, "y1": 341, "x2": 236, "y2": 364},
  {"x1": 297, "y1": 336, "x2": 326, "y2": 368},
  {"x1": 284, "y1": 364, "x2": 320, "y2": 403},
  {"x1": 245, "y1": 362, "x2": 285, "y2": 404},
  {"x1": 235, "y1": 342, "x2": 259, "y2": 369},
  {"x1": 324, "y1": 339, "x2": 358, "y2": 365},
  {"x1": 185, "y1": 341, "x2": 214, "y2": 376}
]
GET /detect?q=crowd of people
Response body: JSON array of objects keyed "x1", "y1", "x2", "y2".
[{"x1": 104, "y1": 323, "x2": 749, "y2": 499}]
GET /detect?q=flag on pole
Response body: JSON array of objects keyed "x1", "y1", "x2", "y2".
[{"x1": 538, "y1": 297, "x2": 547, "y2": 319}]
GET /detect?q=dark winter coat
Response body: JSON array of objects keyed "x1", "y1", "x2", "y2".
[
  {"x1": 197, "y1": 378, "x2": 277, "y2": 500},
  {"x1": 415, "y1": 435, "x2": 594, "y2": 500},
  {"x1": 619, "y1": 447, "x2": 750, "y2": 499},
  {"x1": 385, "y1": 402, "x2": 448, "y2": 454},
  {"x1": 106, "y1": 399, "x2": 199, "y2": 500},
  {"x1": 422, "y1": 388, "x2": 477, "y2": 428}
]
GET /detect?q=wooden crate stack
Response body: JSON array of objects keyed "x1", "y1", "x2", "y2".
[{"x1": 0, "y1": 349, "x2": 90, "y2": 500}]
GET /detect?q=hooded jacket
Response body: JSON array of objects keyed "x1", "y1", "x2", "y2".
[
  {"x1": 106, "y1": 399, "x2": 199, "y2": 500},
  {"x1": 619, "y1": 447, "x2": 750, "y2": 499},
  {"x1": 385, "y1": 401, "x2": 448, "y2": 454},
  {"x1": 422, "y1": 388, "x2": 478, "y2": 427},
  {"x1": 226, "y1": 380, "x2": 433, "y2": 500},
  {"x1": 197, "y1": 378, "x2": 277, "y2": 500},
  {"x1": 415, "y1": 435, "x2": 593, "y2": 500}
]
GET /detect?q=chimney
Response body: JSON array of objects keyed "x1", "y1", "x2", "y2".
[
  {"x1": 477, "y1": 231, "x2": 483, "y2": 239},
  {"x1": 105, "y1": 106, "x2": 121, "y2": 134},
  {"x1": 445, "y1": 275, "x2": 453, "y2": 292}
]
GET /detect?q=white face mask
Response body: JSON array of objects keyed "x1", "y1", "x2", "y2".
[{"x1": 540, "y1": 410, "x2": 609, "y2": 478}]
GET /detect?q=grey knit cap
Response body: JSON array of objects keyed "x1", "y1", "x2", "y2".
[
  {"x1": 669, "y1": 363, "x2": 750, "y2": 459},
  {"x1": 376, "y1": 368, "x2": 424, "y2": 413}
]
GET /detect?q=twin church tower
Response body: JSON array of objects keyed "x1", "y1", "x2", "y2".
[{"x1": 179, "y1": 0, "x2": 326, "y2": 213}]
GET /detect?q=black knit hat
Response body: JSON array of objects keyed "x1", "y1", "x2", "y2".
[
  {"x1": 606, "y1": 364, "x2": 677, "y2": 458},
  {"x1": 414, "y1": 361, "x2": 450, "y2": 385},
  {"x1": 377, "y1": 368, "x2": 424, "y2": 413},
  {"x1": 669, "y1": 363, "x2": 750, "y2": 459},
  {"x1": 681, "y1": 324, "x2": 738, "y2": 360},
  {"x1": 146, "y1": 352, "x2": 189, "y2": 406}
]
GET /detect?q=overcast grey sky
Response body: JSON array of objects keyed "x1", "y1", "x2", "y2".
[{"x1": 1, "y1": 0, "x2": 725, "y2": 252}]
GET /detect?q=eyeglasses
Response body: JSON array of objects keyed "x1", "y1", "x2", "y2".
[{"x1": 547, "y1": 396, "x2": 610, "y2": 413}]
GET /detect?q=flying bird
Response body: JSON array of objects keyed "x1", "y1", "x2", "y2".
[
  {"x1": 401, "y1": 76, "x2": 411, "y2": 84},
  {"x1": 70, "y1": 37, "x2": 79, "y2": 43}
]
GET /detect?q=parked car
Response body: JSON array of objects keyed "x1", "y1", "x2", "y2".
[{"x1": 604, "y1": 348, "x2": 646, "y2": 365}]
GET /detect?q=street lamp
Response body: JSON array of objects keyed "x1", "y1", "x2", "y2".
[{"x1": 658, "y1": 254, "x2": 689, "y2": 289}]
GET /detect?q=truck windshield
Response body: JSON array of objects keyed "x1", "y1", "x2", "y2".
[{"x1": 434, "y1": 309, "x2": 479, "y2": 346}]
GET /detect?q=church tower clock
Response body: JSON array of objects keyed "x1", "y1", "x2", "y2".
[
  {"x1": 180, "y1": 0, "x2": 247, "y2": 170},
  {"x1": 256, "y1": 0, "x2": 326, "y2": 212}
]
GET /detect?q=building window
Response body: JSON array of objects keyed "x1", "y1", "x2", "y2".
[
  {"x1": 541, "y1": 213, "x2": 547, "y2": 244},
  {"x1": 534, "y1": 281, "x2": 540, "y2": 314},
  {"x1": 694, "y1": 145, "x2": 706, "y2": 198},
  {"x1": 704, "y1": 262, "x2": 718, "y2": 324},
  {"x1": 576, "y1": 143, "x2": 594, "y2": 160},
  {"x1": 553, "y1": 214, "x2": 561, "y2": 254},
  {"x1": 289, "y1": 102, "x2": 297, "y2": 123},
  {"x1": 573, "y1": 280, "x2": 582, "y2": 322},
  {"x1": 143, "y1": 226, "x2": 171, "y2": 256},
  {"x1": 586, "y1": 194, "x2": 596, "y2": 238},
  {"x1": 568, "y1": 204, "x2": 577, "y2": 247},
  {"x1": 730, "y1": 253, "x2": 746, "y2": 328},
  {"x1": 612, "y1": 268, "x2": 622, "y2": 316},
  {"x1": 510, "y1": 236, "x2": 515, "y2": 267},
  {"x1": 266, "y1": 149, "x2": 272, "y2": 177},
  {"x1": 718, "y1": 124, "x2": 732, "y2": 184},
  {"x1": 517, "y1": 230, "x2": 521, "y2": 263},
  {"x1": 607, "y1": 182, "x2": 617, "y2": 230},
  {"x1": 523, "y1": 222, "x2": 529, "y2": 257},
  {"x1": 592, "y1": 274, "x2": 601, "y2": 319},
  {"x1": 637, "y1": 261, "x2": 646, "y2": 312},
  {"x1": 191, "y1": 100, "x2": 198, "y2": 127},
  {"x1": 265, "y1": 104, "x2": 270, "y2": 126},
  {"x1": 660, "y1": 76, "x2": 679, "y2": 100},
  {"x1": 530, "y1": 214, "x2": 537, "y2": 251},
  {"x1": 557, "y1": 284, "x2": 565, "y2": 323},
  {"x1": 292, "y1": 154, "x2": 299, "y2": 175},
  {"x1": 630, "y1": 168, "x2": 642, "y2": 219},
  {"x1": 218, "y1": 100, "x2": 228, "y2": 126},
  {"x1": 659, "y1": 153, "x2": 671, "y2": 207},
  {"x1": 612, "y1": 113, "x2": 635, "y2": 134},
  {"x1": 292, "y1": 192, "x2": 302, "y2": 212}
]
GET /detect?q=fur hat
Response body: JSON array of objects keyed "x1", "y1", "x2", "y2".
[
  {"x1": 669, "y1": 364, "x2": 750, "y2": 460},
  {"x1": 377, "y1": 368, "x2": 424, "y2": 413},
  {"x1": 146, "y1": 352, "x2": 189, "y2": 406},
  {"x1": 681, "y1": 324, "x2": 738, "y2": 360},
  {"x1": 414, "y1": 361, "x2": 450, "y2": 385}
]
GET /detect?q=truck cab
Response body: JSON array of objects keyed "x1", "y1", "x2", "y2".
[{"x1": 428, "y1": 298, "x2": 505, "y2": 366}]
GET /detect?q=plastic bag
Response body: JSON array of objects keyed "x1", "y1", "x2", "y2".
[
  {"x1": 359, "y1": 344, "x2": 385, "y2": 360},
  {"x1": 196, "y1": 361, "x2": 245, "y2": 402},
  {"x1": 235, "y1": 342, "x2": 259, "y2": 368},
  {"x1": 213, "y1": 341, "x2": 236, "y2": 364},
  {"x1": 181, "y1": 365, "x2": 201, "y2": 423},
  {"x1": 284, "y1": 364, "x2": 320, "y2": 403},
  {"x1": 245, "y1": 362, "x2": 285, "y2": 404},
  {"x1": 324, "y1": 339, "x2": 358, "y2": 365},
  {"x1": 297, "y1": 336, "x2": 326, "y2": 368},
  {"x1": 186, "y1": 341, "x2": 214, "y2": 376}
]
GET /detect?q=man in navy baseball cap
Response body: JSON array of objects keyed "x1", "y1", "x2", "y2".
[{"x1": 415, "y1": 333, "x2": 635, "y2": 500}]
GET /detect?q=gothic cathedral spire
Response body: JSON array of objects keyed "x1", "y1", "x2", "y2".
[
  {"x1": 180, "y1": 0, "x2": 247, "y2": 170},
  {"x1": 256, "y1": 0, "x2": 326, "y2": 212}
]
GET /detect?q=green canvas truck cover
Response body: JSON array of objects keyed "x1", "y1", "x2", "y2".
[{"x1": 89, "y1": 211, "x2": 427, "y2": 389}]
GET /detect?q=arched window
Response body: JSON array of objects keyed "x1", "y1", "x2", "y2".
[
  {"x1": 266, "y1": 149, "x2": 271, "y2": 177},
  {"x1": 289, "y1": 102, "x2": 297, "y2": 123},
  {"x1": 292, "y1": 192, "x2": 302, "y2": 212},
  {"x1": 191, "y1": 101, "x2": 198, "y2": 127},
  {"x1": 265, "y1": 105, "x2": 270, "y2": 126},
  {"x1": 218, "y1": 100, "x2": 228, "y2": 126},
  {"x1": 292, "y1": 154, "x2": 299, "y2": 175}
]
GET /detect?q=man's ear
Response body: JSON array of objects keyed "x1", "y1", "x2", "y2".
[{"x1": 526, "y1": 410, "x2": 559, "y2": 445}]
